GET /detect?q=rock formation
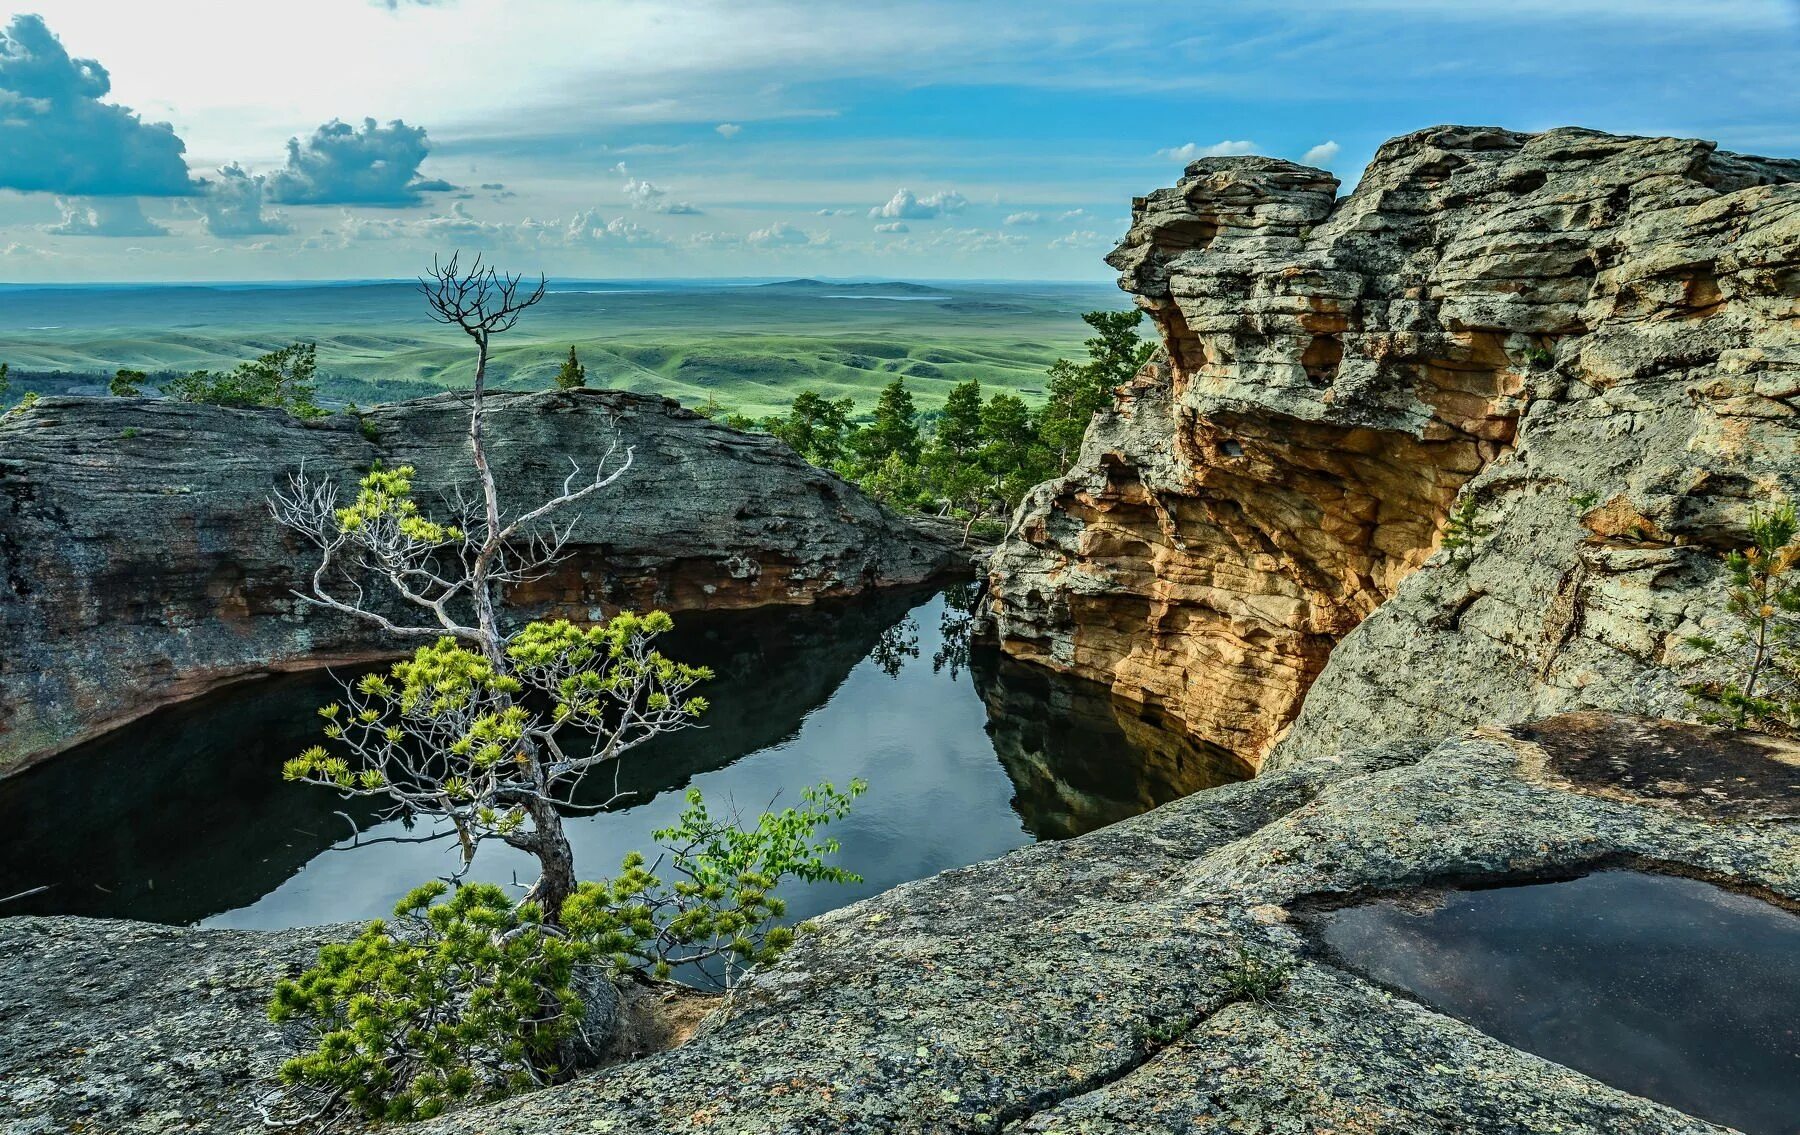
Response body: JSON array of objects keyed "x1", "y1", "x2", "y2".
[
  {"x1": 984, "y1": 126, "x2": 1800, "y2": 767},
  {"x1": 6, "y1": 713, "x2": 1794, "y2": 1133},
  {"x1": 0, "y1": 390, "x2": 960, "y2": 772}
]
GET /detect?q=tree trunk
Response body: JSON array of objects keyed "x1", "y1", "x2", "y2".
[{"x1": 525, "y1": 796, "x2": 578, "y2": 923}]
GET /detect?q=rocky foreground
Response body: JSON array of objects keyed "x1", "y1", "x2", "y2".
[
  {"x1": 986, "y1": 125, "x2": 1800, "y2": 767},
  {"x1": 3, "y1": 713, "x2": 1794, "y2": 1133},
  {"x1": 0, "y1": 389, "x2": 960, "y2": 771}
]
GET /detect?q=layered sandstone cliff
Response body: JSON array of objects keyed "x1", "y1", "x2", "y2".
[
  {"x1": 0, "y1": 390, "x2": 960, "y2": 771},
  {"x1": 986, "y1": 125, "x2": 1800, "y2": 766}
]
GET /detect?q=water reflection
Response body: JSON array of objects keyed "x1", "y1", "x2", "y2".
[
  {"x1": 1316, "y1": 871, "x2": 1800, "y2": 1135},
  {"x1": 0, "y1": 585, "x2": 1248, "y2": 928}
]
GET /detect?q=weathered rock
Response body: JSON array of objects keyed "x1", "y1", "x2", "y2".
[
  {"x1": 0, "y1": 389, "x2": 960, "y2": 772},
  {"x1": 6, "y1": 713, "x2": 1794, "y2": 1134},
  {"x1": 984, "y1": 126, "x2": 1800, "y2": 767}
]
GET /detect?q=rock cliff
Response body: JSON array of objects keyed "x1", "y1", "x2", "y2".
[
  {"x1": 0, "y1": 390, "x2": 960, "y2": 772},
  {"x1": 985, "y1": 125, "x2": 1800, "y2": 767}
]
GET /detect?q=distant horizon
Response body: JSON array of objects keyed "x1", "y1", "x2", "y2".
[{"x1": 0, "y1": 273, "x2": 1121, "y2": 290}]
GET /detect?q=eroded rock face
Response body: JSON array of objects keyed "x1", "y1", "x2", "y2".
[
  {"x1": 6, "y1": 713, "x2": 1792, "y2": 1134},
  {"x1": 985, "y1": 126, "x2": 1800, "y2": 767},
  {"x1": 0, "y1": 390, "x2": 960, "y2": 771}
]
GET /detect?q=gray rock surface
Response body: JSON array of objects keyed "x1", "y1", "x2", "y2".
[
  {"x1": 982, "y1": 125, "x2": 1800, "y2": 768},
  {"x1": 6, "y1": 713, "x2": 1793, "y2": 1134},
  {"x1": 0, "y1": 389, "x2": 960, "y2": 772}
]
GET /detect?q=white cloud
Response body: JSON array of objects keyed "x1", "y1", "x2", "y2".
[
  {"x1": 715, "y1": 122, "x2": 742, "y2": 138},
  {"x1": 1003, "y1": 211, "x2": 1042, "y2": 226},
  {"x1": 873, "y1": 221, "x2": 909, "y2": 233},
  {"x1": 565, "y1": 210, "x2": 670, "y2": 247},
  {"x1": 265, "y1": 117, "x2": 453, "y2": 207},
  {"x1": 1049, "y1": 229, "x2": 1108, "y2": 249},
  {"x1": 622, "y1": 176, "x2": 666, "y2": 207},
  {"x1": 1157, "y1": 139, "x2": 1260, "y2": 162},
  {"x1": 197, "y1": 164, "x2": 290, "y2": 237},
  {"x1": 1057, "y1": 208, "x2": 1089, "y2": 222},
  {"x1": 870, "y1": 187, "x2": 968, "y2": 220},
  {"x1": 46, "y1": 196, "x2": 167, "y2": 237},
  {"x1": 1301, "y1": 140, "x2": 1342, "y2": 168},
  {"x1": 814, "y1": 207, "x2": 854, "y2": 216},
  {"x1": 746, "y1": 221, "x2": 821, "y2": 247}
]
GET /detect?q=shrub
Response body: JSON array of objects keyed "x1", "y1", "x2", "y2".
[
  {"x1": 564, "y1": 780, "x2": 866, "y2": 988},
  {"x1": 1219, "y1": 946, "x2": 1294, "y2": 1005},
  {"x1": 110, "y1": 368, "x2": 147, "y2": 397},
  {"x1": 269, "y1": 883, "x2": 590, "y2": 1125},
  {"x1": 165, "y1": 342, "x2": 323, "y2": 417},
  {"x1": 270, "y1": 781, "x2": 863, "y2": 1126},
  {"x1": 1685, "y1": 502, "x2": 1800, "y2": 732}
]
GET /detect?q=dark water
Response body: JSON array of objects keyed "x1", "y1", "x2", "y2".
[
  {"x1": 1317, "y1": 870, "x2": 1800, "y2": 1135},
  {"x1": 0, "y1": 585, "x2": 1247, "y2": 928}
]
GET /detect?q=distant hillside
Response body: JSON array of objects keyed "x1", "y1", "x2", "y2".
[{"x1": 0, "y1": 278, "x2": 1118, "y2": 418}]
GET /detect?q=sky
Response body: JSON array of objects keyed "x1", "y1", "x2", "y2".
[{"x1": 0, "y1": 0, "x2": 1796, "y2": 283}]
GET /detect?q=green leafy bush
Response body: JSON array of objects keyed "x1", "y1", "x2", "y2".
[
  {"x1": 565, "y1": 780, "x2": 866, "y2": 987},
  {"x1": 1685, "y1": 502, "x2": 1800, "y2": 731},
  {"x1": 110, "y1": 368, "x2": 147, "y2": 397},
  {"x1": 165, "y1": 341, "x2": 324, "y2": 417},
  {"x1": 270, "y1": 883, "x2": 589, "y2": 1124}
]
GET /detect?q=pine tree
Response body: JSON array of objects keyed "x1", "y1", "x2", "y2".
[
  {"x1": 854, "y1": 378, "x2": 921, "y2": 467},
  {"x1": 553, "y1": 346, "x2": 587, "y2": 390}
]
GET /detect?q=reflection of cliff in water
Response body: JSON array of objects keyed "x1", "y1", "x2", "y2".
[
  {"x1": 0, "y1": 586, "x2": 931, "y2": 925},
  {"x1": 970, "y1": 646, "x2": 1252, "y2": 840}
]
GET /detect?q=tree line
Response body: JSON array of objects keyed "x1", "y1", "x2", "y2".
[{"x1": 691, "y1": 309, "x2": 1155, "y2": 541}]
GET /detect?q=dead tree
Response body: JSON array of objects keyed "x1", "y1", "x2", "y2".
[{"x1": 270, "y1": 253, "x2": 709, "y2": 920}]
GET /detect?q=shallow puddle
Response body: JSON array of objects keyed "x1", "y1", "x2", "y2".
[{"x1": 1316, "y1": 870, "x2": 1800, "y2": 1135}]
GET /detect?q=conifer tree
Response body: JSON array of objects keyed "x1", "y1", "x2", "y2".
[{"x1": 553, "y1": 346, "x2": 587, "y2": 390}]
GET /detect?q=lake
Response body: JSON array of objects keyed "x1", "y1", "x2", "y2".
[{"x1": 0, "y1": 585, "x2": 1249, "y2": 929}]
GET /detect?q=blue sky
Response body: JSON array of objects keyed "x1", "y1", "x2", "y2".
[{"x1": 1, "y1": 0, "x2": 1796, "y2": 282}]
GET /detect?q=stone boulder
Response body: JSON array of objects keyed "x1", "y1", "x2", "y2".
[{"x1": 0, "y1": 389, "x2": 961, "y2": 771}]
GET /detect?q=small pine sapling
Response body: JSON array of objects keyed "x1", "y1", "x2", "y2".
[{"x1": 1684, "y1": 502, "x2": 1800, "y2": 732}]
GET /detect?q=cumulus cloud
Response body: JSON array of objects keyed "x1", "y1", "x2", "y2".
[
  {"x1": 46, "y1": 196, "x2": 167, "y2": 237},
  {"x1": 873, "y1": 221, "x2": 909, "y2": 233},
  {"x1": 1003, "y1": 212, "x2": 1043, "y2": 226},
  {"x1": 196, "y1": 165, "x2": 291, "y2": 238},
  {"x1": 1157, "y1": 140, "x2": 1260, "y2": 162},
  {"x1": 1049, "y1": 229, "x2": 1108, "y2": 249},
  {"x1": 0, "y1": 15, "x2": 198, "y2": 197},
  {"x1": 1301, "y1": 140, "x2": 1342, "y2": 168},
  {"x1": 715, "y1": 123, "x2": 742, "y2": 138},
  {"x1": 564, "y1": 210, "x2": 670, "y2": 248},
  {"x1": 814, "y1": 208, "x2": 854, "y2": 216},
  {"x1": 747, "y1": 221, "x2": 822, "y2": 247},
  {"x1": 621, "y1": 173, "x2": 701, "y2": 215},
  {"x1": 264, "y1": 117, "x2": 453, "y2": 207},
  {"x1": 870, "y1": 188, "x2": 968, "y2": 220}
]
